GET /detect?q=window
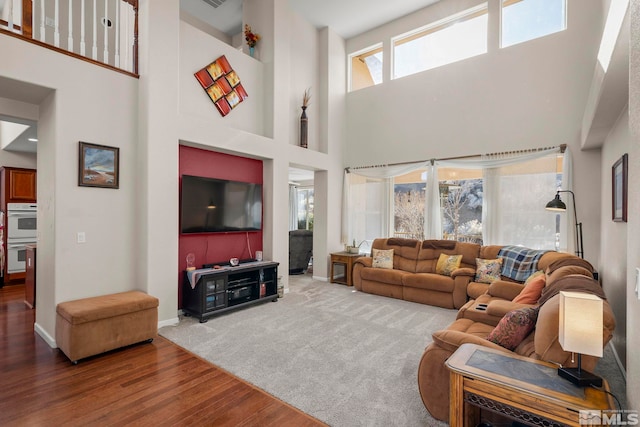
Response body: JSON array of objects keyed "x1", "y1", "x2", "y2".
[
  {"x1": 393, "y1": 4, "x2": 488, "y2": 79},
  {"x1": 501, "y1": 0, "x2": 567, "y2": 48},
  {"x1": 349, "y1": 45, "x2": 383, "y2": 92},
  {"x1": 297, "y1": 188, "x2": 314, "y2": 230},
  {"x1": 389, "y1": 153, "x2": 562, "y2": 248}
]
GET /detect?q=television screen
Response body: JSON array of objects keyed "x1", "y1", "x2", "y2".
[{"x1": 180, "y1": 175, "x2": 262, "y2": 234}]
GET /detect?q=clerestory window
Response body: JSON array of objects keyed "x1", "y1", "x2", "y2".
[
  {"x1": 349, "y1": 44, "x2": 383, "y2": 92},
  {"x1": 501, "y1": 0, "x2": 567, "y2": 48},
  {"x1": 393, "y1": 4, "x2": 488, "y2": 79}
]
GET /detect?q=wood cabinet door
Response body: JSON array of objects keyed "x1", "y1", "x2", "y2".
[{"x1": 8, "y1": 169, "x2": 36, "y2": 202}]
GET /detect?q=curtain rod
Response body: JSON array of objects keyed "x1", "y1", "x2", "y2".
[{"x1": 346, "y1": 144, "x2": 565, "y2": 172}]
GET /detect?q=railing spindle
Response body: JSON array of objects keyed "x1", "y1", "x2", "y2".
[
  {"x1": 103, "y1": 0, "x2": 109, "y2": 64},
  {"x1": 80, "y1": 0, "x2": 86, "y2": 56},
  {"x1": 114, "y1": 0, "x2": 120, "y2": 68},
  {"x1": 54, "y1": 0, "x2": 60, "y2": 47},
  {"x1": 39, "y1": 0, "x2": 45, "y2": 42},
  {"x1": 92, "y1": 0, "x2": 97, "y2": 60},
  {"x1": 7, "y1": 0, "x2": 14, "y2": 32},
  {"x1": 67, "y1": 0, "x2": 73, "y2": 51}
]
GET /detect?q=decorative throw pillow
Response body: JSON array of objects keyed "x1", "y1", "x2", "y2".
[
  {"x1": 372, "y1": 248, "x2": 394, "y2": 269},
  {"x1": 486, "y1": 307, "x2": 539, "y2": 351},
  {"x1": 435, "y1": 254, "x2": 462, "y2": 276},
  {"x1": 475, "y1": 258, "x2": 503, "y2": 284},
  {"x1": 513, "y1": 274, "x2": 546, "y2": 304},
  {"x1": 523, "y1": 270, "x2": 545, "y2": 285}
]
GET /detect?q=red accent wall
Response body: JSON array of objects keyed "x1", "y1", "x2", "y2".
[{"x1": 178, "y1": 145, "x2": 263, "y2": 307}]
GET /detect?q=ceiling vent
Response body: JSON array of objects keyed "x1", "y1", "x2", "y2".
[{"x1": 202, "y1": 0, "x2": 227, "y2": 7}]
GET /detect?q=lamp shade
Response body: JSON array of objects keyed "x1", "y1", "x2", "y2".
[
  {"x1": 559, "y1": 291, "x2": 603, "y2": 358},
  {"x1": 545, "y1": 193, "x2": 567, "y2": 211}
]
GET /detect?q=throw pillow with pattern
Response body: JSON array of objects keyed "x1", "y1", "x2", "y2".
[
  {"x1": 475, "y1": 258, "x2": 503, "y2": 284},
  {"x1": 486, "y1": 307, "x2": 539, "y2": 351},
  {"x1": 372, "y1": 248, "x2": 394, "y2": 269},
  {"x1": 435, "y1": 253, "x2": 462, "y2": 276}
]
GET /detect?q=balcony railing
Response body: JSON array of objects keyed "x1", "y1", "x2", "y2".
[{"x1": 0, "y1": 0, "x2": 138, "y2": 76}]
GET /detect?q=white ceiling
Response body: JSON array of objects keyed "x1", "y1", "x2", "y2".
[{"x1": 187, "y1": 0, "x2": 441, "y2": 39}]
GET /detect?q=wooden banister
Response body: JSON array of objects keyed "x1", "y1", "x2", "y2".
[{"x1": 1, "y1": 0, "x2": 138, "y2": 77}]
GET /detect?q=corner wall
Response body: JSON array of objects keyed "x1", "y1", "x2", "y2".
[{"x1": 625, "y1": 0, "x2": 640, "y2": 410}]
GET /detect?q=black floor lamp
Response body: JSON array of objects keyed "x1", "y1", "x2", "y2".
[{"x1": 545, "y1": 190, "x2": 584, "y2": 259}]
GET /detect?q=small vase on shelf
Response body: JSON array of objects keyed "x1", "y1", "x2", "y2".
[
  {"x1": 249, "y1": 46, "x2": 255, "y2": 58},
  {"x1": 299, "y1": 106, "x2": 308, "y2": 148}
]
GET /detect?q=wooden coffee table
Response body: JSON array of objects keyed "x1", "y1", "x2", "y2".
[{"x1": 446, "y1": 343, "x2": 615, "y2": 427}]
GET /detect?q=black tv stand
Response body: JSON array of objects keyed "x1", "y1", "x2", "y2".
[{"x1": 182, "y1": 261, "x2": 279, "y2": 322}]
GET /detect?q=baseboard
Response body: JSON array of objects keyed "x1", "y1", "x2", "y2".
[
  {"x1": 158, "y1": 317, "x2": 180, "y2": 328},
  {"x1": 608, "y1": 341, "x2": 627, "y2": 381},
  {"x1": 312, "y1": 275, "x2": 328, "y2": 282},
  {"x1": 34, "y1": 322, "x2": 57, "y2": 348}
]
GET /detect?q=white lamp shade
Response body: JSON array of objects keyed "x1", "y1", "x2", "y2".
[{"x1": 559, "y1": 291, "x2": 603, "y2": 357}]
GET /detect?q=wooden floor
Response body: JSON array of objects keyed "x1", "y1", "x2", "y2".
[{"x1": 0, "y1": 284, "x2": 325, "y2": 426}]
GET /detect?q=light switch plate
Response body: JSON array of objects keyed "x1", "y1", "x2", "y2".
[
  {"x1": 77, "y1": 232, "x2": 86, "y2": 244},
  {"x1": 636, "y1": 268, "x2": 640, "y2": 300}
]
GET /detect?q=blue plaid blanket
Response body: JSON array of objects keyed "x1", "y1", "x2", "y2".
[{"x1": 498, "y1": 246, "x2": 548, "y2": 282}]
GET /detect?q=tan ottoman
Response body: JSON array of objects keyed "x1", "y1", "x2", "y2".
[{"x1": 56, "y1": 290, "x2": 159, "y2": 363}]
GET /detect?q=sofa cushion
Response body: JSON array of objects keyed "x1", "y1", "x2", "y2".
[
  {"x1": 475, "y1": 258, "x2": 503, "y2": 284},
  {"x1": 546, "y1": 265, "x2": 593, "y2": 286},
  {"x1": 486, "y1": 307, "x2": 539, "y2": 351},
  {"x1": 372, "y1": 248, "x2": 394, "y2": 269},
  {"x1": 371, "y1": 238, "x2": 420, "y2": 272},
  {"x1": 431, "y1": 319, "x2": 504, "y2": 353},
  {"x1": 435, "y1": 254, "x2": 462, "y2": 276},
  {"x1": 512, "y1": 274, "x2": 546, "y2": 304},
  {"x1": 403, "y1": 272, "x2": 455, "y2": 292},
  {"x1": 360, "y1": 266, "x2": 408, "y2": 286}
]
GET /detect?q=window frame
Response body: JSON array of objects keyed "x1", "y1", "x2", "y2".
[
  {"x1": 348, "y1": 43, "x2": 384, "y2": 92},
  {"x1": 391, "y1": 3, "x2": 489, "y2": 79}
]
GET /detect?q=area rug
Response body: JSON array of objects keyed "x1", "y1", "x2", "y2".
[
  {"x1": 159, "y1": 276, "x2": 627, "y2": 426},
  {"x1": 160, "y1": 276, "x2": 453, "y2": 426}
]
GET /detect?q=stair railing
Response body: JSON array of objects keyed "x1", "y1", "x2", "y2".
[{"x1": 1, "y1": 0, "x2": 138, "y2": 76}]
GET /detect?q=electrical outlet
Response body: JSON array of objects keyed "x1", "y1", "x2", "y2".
[
  {"x1": 45, "y1": 16, "x2": 54, "y2": 27},
  {"x1": 77, "y1": 232, "x2": 86, "y2": 244},
  {"x1": 636, "y1": 268, "x2": 640, "y2": 300}
]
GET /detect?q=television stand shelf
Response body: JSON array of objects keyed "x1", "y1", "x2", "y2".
[{"x1": 182, "y1": 261, "x2": 279, "y2": 322}]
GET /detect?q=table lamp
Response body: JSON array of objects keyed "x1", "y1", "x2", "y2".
[{"x1": 558, "y1": 291, "x2": 603, "y2": 387}]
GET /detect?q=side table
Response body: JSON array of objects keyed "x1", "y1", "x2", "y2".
[
  {"x1": 446, "y1": 343, "x2": 615, "y2": 427},
  {"x1": 330, "y1": 252, "x2": 362, "y2": 286}
]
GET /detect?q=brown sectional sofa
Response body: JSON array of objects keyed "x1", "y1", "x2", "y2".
[
  {"x1": 351, "y1": 237, "x2": 615, "y2": 422},
  {"x1": 352, "y1": 238, "x2": 481, "y2": 309},
  {"x1": 418, "y1": 262, "x2": 615, "y2": 422}
]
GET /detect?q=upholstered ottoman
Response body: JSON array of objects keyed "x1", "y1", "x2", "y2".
[{"x1": 56, "y1": 291, "x2": 159, "y2": 363}]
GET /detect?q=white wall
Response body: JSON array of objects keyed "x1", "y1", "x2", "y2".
[
  {"x1": 0, "y1": 34, "x2": 138, "y2": 342},
  {"x1": 626, "y1": 0, "x2": 640, "y2": 410},
  {"x1": 599, "y1": 108, "x2": 630, "y2": 370}
]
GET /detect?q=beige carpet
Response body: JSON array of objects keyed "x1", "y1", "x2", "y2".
[{"x1": 159, "y1": 275, "x2": 627, "y2": 426}]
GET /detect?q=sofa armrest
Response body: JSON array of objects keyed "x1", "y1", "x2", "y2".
[
  {"x1": 486, "y1": 300, "x2": 535, "y2": 318},
  {"x1": 487, "y1": 280, "x2": 524, "y2": 301},
  {"x1": 354, "y1": 257, "x2": 373, "y2": 268},
  {"x1": 451, "y1": 267, "x2": 475, "y2": 278},
  {"x1": 431, "y1": 329, "x2": 511, "y2": 354}
]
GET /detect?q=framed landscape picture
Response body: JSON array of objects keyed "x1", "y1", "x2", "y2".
[
  {"x1": 612, "y1": 153, "x2": 627, "y2": 222},
  {"x1": 78, "y1": 141, "x2": 120, "y2": 189}
]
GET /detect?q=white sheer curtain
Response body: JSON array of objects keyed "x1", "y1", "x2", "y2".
[
  {"x1": 424, "y1": 161, "x2": 442, "y2": 238},
  {"x1": 559, "y1": 147, "x2": 575, "y2": 254},
  {"x1": 344, "y1": 147, "x2": 564, "y2": 248},
  {"x1": 344, "y1": 161, "x2": 428, "y2": 245},
  {"x1": 289, "y1": 184, "x2": 298, "y2": 231}
]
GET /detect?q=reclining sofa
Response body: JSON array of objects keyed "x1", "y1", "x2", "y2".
[
  {"x1": 351, "y1": 237, "x2": 615, "y2": 422},
  {"x1": 352, "y1": 238, "x2": 583, "y2": 309}
]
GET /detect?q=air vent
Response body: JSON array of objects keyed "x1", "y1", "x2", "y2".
[{"x1": 202, "y1": 0, "x2": 227, "y2": 8}]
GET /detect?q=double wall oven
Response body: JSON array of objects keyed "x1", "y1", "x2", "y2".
[{"x1": 5, "y1": 203, "x2": 37, "y2": 274}]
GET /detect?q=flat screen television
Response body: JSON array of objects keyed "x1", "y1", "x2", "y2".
[{"x1": 180, "y1": 174, "x2": 262, "y2": 234}]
